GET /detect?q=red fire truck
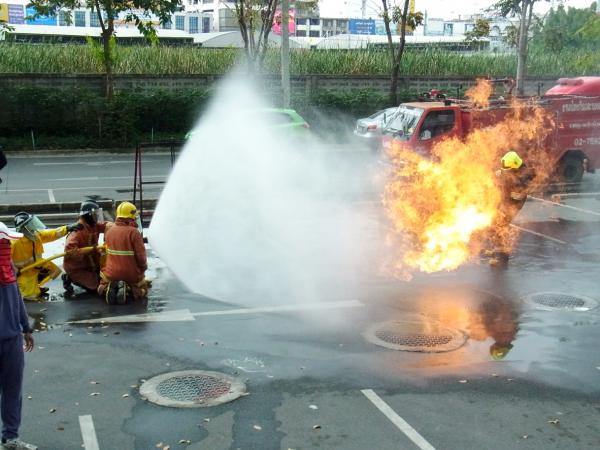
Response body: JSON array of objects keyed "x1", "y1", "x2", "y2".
[{"x1": 381, "y1": 77, "x2": 600, "y2": 183}]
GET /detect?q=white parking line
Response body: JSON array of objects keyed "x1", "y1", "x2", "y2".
[
  {"x1": 47, "y1": 189, "x2": 56, "y2": 203},
  {"x1": 79, "y1": 415, "x2": 100, "y2": 450},
  {"x1": 190, "y1": 300, "x2": 364, "y2": 316},
  {"x1": 361, "y1": 389, "x2": 436, "y2": 450},
  {"x1": 510, "y1": 224, "x2": 568, "y2": 245},
  {"x1": 70, "y1": 301, "x2": 364, "y2": 324},
  {"x1": 529, "y1": 195, "x2": 600, "y2": 217}
]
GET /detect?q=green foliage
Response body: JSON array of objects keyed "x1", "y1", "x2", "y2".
[
  {"x1": 532, "y1": 4, "x2": 598, "y2": 51},
  {"x1": 466, "y1": 18, "x2": 491, "y2": 42},
  {"x1": 0, "y1": 87, "x2": 210, "y2": 149},
  {"x1": 86, "y1": 35, "x2": 118, "y2": 67},
  {"x1": 3, "y1": 44, "x2": 600, "y2": 77}
]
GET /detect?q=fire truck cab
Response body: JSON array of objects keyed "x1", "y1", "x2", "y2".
[{"x1": 382, "y1": 77, "x2": 600, "y2": 183}]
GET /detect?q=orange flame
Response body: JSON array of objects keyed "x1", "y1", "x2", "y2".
[
  {"x1": 383, "y1": 96, "x2": 553, "y2": 277},
  {"x1": 465, "y1": 78, "x2": 494, "y2": 108}
]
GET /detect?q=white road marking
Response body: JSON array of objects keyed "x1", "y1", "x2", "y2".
[
  {"x1": 1, "y1": 185, "x2": 160, "y2": 193},
  {"x1": 79, "y1": 415, "x2": 100, "y2": 450},
  {"x1": 46, "y1": 175, "x2": 165, "y2": 182},
  {"x1": 70, "y1": 301, "x2": 364, "y2": 324},
  {"x1": 47, "y1": 189, "x2": 56, "y2": 203},
  {"x1": 510, "y1": 224, "x2": 568, "y2": 245},
  {"x1": 529, "y1": 195, "x2": 600, "y2": 217},
  {"x1": 190, "y1": 300, "x2": 364, "y2": 316},
  {"x1": 70, "y1": 309, "x2": 196, "y2": 324},
  {"x1": 361, "y1": 389, "x2": 436, "y2": 450},
  {"x1": 34, "y1": 160, "x2": 133, "y2": 166}
]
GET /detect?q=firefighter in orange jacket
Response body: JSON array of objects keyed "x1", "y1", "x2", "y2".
[
  {"x1": 98, "y1": 202, "x2": 150, "y2": 304},
  {"x1": 488, "y1": 151, "x2": 535, "y2": 266},
  {"x1": 62, "y1": 201, "x2": 110, "y2": 295},
  {"x1": 11, "y1": 212, "x2": 82, "y2": 300}
]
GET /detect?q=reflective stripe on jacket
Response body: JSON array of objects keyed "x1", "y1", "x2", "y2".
[{"x1": 101, "y1": 218, "x2": 146, "y2": 284}]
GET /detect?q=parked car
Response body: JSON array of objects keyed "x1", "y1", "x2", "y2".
[
  {"x1": 186, "y1": 108, "x2": 309, "y2": 139},
  {"x1": 354, "y1": 107, "x2": 397, "y2": 149}
]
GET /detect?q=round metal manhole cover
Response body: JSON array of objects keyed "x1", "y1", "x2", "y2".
[
  {"x1": 523, "y1": 292, "x2": 598, "y2": 312},
  {"x1": 363, "y1": 316, "x2": 467, "y2": 353},
  {"x1": 139, "y1": 370, "x2": 246, "y2": 408}
]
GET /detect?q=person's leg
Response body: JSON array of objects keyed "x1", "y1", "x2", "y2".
[{"x1": 0, "y1": 335, "x2": 24, "y2": 442}]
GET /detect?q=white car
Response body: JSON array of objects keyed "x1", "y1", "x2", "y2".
[{"x1": 354, "y1": 107, "x2": 397, "y2": 149}]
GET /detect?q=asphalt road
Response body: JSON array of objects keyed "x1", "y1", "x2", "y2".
[
  {"x1": 0, "y1": 152, "x2": 174, "y2": 205},
  {"x1": 13, "y1": 172, "x2": 600, "y2": 450}
]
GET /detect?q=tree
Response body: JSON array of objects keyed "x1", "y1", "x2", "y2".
[
  {"x1": 465, "y1": 18, "x2": 491, "y2": 43},
  {"x1": 492, "y1": 0, "x2": 543, "y2": 95},
  {"x1": 233, "y1": 0, "x2": 280, "y2": 71},
  {"x1": 30, "y1": 0, "x2": 180, "y2": 99},
  {"x1": 503, "y1": 24, "x2": 519, "y2": 47},
  {"x1": 381, "y1": 0, "x2": 423, "y2": 105},
  {"x1": 534, "y1": 3, "x2": 597, "y2": 51}
]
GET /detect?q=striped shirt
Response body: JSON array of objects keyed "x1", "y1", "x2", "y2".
[{"x1": 0, "y1": 239, "x2": 16, "y2": 284}]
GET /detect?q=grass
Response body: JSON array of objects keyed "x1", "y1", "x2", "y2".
[{"x1": 1, "y1": 43, "x2": 599, "y2": 77}]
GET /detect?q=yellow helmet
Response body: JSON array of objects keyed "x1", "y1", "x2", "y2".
[
  {"x1": 116, "y1": 201, "x2": 138, "y2": 220},
  {"x1": 490, "y1": 343, "x2": 513, "y2": 360},
  {"x1": 501, "y1": 151, "x2": 523, "y2": 170}
]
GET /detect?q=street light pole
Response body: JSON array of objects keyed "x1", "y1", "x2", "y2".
[{"x1": 281, "y1": 0, "x2": 291, "y2": 108}]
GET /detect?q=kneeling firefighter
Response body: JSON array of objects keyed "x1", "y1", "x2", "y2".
[
  {"x1": 98, "y1": 202, "x2": 150, "y2": 304},
  {"x1": 488, "y1": 150, "x2": 535, "y2": 266},
  {"x1": 62, "y1": 201, "x2": 110, "y2": 295},
  {"x1": 11, "y1": 212, "x2": 82, "y2": 300}
]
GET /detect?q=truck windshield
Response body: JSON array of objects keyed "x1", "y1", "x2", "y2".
[{"x1": 385, "y1": 106, "x2": 424, "y2": 140}]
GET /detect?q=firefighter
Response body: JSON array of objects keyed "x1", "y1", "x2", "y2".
[
  {"x1": 11, "y1": 212, "x2": 82, "y2": 301},
  {"x1": 97, "y1": 201, "x2": 150, "y2": 304},
  {"x1": 488, "y1": 150, "x2": 535, "y2": 266},
  {"x1": 62, "y1": 201, "x2": 111, "y2": 296}
]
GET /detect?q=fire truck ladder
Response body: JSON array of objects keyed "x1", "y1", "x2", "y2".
[{"x1": 132, "y1": 140, "x2": 183, "y2": 229}]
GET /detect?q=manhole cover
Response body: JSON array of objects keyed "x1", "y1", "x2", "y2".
[
  {"x1": 523, "y1": 292, "x2": 598, "y2": 311},
  {"x1": 139, "y1": 370, "x2": 246, "y2": 408},
  {"x1": 363, "y1": 316, "x2": 467, "y2": 352}
]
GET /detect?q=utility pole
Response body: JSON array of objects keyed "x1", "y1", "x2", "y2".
[{"x1": 281, "y1": 0, "x2": 291, "y2": 108}]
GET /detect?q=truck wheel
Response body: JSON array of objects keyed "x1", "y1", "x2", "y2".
[{"x1": 559, "y1": 155, "x2": 584, "y2": 183}]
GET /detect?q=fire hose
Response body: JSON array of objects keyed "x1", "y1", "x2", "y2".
[{"x1": 18, "y1": 245, "x2": 105, "y2": 274}]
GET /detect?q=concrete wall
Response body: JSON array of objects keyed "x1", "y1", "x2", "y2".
[{"x1": 0, "y1": 73, "x2": 557, "y2": 97}]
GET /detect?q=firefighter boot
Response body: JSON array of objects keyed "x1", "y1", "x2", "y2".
[
  {"x1": 489, "y1": 252, "x2": 510, "y2": 268},
  {"x1": 62, "y1": 274, "x2": 74, "y2": 296},
  {"x1": 105, "y1": 282, "x2": 119, "y2": 305}
]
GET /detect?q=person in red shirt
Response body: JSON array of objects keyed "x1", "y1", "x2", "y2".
[
  {"x1": 98, "y1": 202, "x2": 150, "y2": 304},
  {"x1": 62, "y1": 201, "x2": 111, "y2": 296},
  {"x1": 0, "y1": 222, "x2": 37, "y2": 450}
]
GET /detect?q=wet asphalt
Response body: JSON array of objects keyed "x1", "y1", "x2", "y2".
[{"x1": 13, "y1": 174, "x2": 600, "y2": 450}]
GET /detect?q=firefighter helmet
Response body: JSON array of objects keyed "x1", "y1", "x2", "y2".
[
  {"x1": 501, "y1": 151, "x2": 523, "y2": 170},
  {"x1": 116, "y1": 201, "x2": 138, "y2": 220},
  {"x1": 80, "y1": 200, "x2": 103, "y2": 224}
]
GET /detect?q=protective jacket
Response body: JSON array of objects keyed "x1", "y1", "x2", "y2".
[
  {"x1": 101, "y1": 218, "x2": 146, "y2": 284},
  {"x1": 11, "y1": 226, "x2": 67, "y2": 300},
  {"x1": 63, "y1": 220, "x2": 108, "y2": 290}
]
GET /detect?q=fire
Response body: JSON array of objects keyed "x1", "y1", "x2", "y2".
[
  {"x1": 383, "y1": 83, "x2": 553, "y2": 276},
  {"x1": 465, "y1": 78, "x2": 493, "y2": 108}
]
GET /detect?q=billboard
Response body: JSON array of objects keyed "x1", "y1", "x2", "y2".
[
  {"x1": 272, "y1": 7, "x2": 296, "y2": 35},
  {"x1": 374, "y1": 19, "x2": 397, "y2": 35},
  {"x1": 8, "y1": 4, "x2": 24, "y2": 24},
  {"x1": 349, "y1": 19, "x2": 375, "y2": 35},
  {"x1": 25, "y1": 6, "x2": 56, "y2": 25}
]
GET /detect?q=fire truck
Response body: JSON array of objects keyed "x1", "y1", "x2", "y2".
[{"x1": 381, "y1": 77, "x2": 600, "y2": 183}]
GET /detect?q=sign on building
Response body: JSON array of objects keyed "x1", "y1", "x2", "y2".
[
  {"x1": 25, "y1": 6, "x2": 56, "y2": 25},
  {"x1": 349, "y1": 19, "x2": 375, "y2": 35},
  {"x1": 8, "y1": 4, "x2": 23, "y2": 23}
]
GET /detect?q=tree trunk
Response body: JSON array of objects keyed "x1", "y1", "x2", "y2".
[
  {"x1": 516, "y1": 0, "x2": 531, "y2": 96},
  {"x1": 381, "y1": 0, "x2": 396, "y2": 104}
]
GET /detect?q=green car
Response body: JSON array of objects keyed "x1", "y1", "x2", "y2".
[{"x1": 186, "y1": 108, "x2": 309, "y2": 140}]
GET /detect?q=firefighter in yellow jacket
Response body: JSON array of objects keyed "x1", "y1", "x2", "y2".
[{"x1": 11, "y1": 212, "x2": 82, "y2": 301}]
